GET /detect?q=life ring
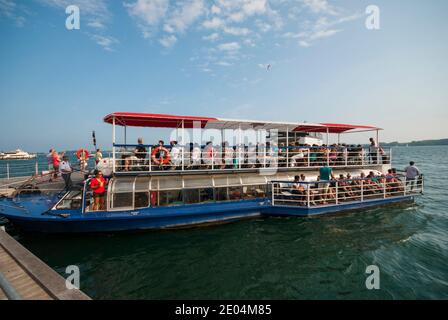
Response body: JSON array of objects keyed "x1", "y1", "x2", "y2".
[
  {"x1": 151, "y1": 146, "x2": 171, "y2": 165},
  {"x1": 76, "y1": 149, "x2": 89, "y2": 160}
]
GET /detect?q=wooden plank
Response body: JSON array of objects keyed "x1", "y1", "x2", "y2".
[{"x1": 0, "y1": 229, "x2": 90, "y2": 300}]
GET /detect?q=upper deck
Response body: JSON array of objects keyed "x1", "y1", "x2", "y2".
[{"x1": 104, "y1": 112, "x2": 390, "y2": 176}]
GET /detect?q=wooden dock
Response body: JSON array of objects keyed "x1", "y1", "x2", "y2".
[{"x1": 0, "y1": 228, "x2": 90, "y2": 300}]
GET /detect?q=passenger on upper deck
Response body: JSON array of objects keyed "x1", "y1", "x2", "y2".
[
  {"x1": 151, "y1": 140, "x2": 171, "y2": 169},
  {"x1": 369, "y1": 138, "x2": 378, "y2": 164},
  {"x1": 170, "y1": 140, "x2": 181, "y2": 170}
]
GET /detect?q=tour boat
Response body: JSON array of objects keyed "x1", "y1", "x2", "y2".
[
  {"x1": 0, "y1": 149, "x2": 36, "y2": 160},
  {"x1": 0, "y1": 112, "x2": 423, "y2": 233}
]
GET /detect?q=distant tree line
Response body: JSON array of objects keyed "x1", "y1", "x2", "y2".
[{"x1": 381, "y1": 138, "x2": 448, "y2": 146}]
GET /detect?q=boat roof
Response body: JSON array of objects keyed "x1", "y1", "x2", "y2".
[{"x1": 103, "y1": 112, "x2": 381, "y2": 133}]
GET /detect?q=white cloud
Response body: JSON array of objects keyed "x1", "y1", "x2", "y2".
[
  {"x1": 223, "y1": 26, "x2": 250, "y2": 36},
  {"x1": 159, "y1": 34, "x2": 178, "y2": 47},
  {"x1": 218, "y1": 42, "x2": 241, "y2": 51},
  {"x1": 91, "y1": 34, "x2": 119, "y2": 51},
  {"x1": 211, "y1": 4, "x2": 221, "y2": 14},
  {"x1": 39, "y1": 0, "x2": 111, "y2": 27},
  {"x1": 202, "y1": 32, "x2": 220, "y2": 41},
  {"x1": 0, "y1": 0, "x2": 27, "y2": 26},
  {"x1": 203, "y1": 16, "x2": 224, "y2": 29},
  {"x1": 216, "y1": 61, "x2": 233, "y2": 66},
  {"x1": 163, "y1": 0, "x2": 205, "y2": 34},
  {"x1": 302, "y1": 0, "x2": 337, "y2": 15},
  {"x1": 38, "y1": 0, "x2": 116, "y2": 50},
  {"x1": 125, "y1": 0, "x2": 169, "y2": 37}
]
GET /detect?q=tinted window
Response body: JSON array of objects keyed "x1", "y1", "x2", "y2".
[
  {"x1": 199, "y1": 188, "x2": 214, "y2": 202},
  {"x1": 159, "y1": 190, "x2": 183, "y2": 206},
  {"x1": 215, "y1": 187, "x2": 229, "y2": 202},
  {"x1": 135, "y1": 192, "x2": 149, "y2": 208},
  {"x1": 183, "y1": 189, "x2": 200, "y2": 204},
  {"x1": 228, "y1": 186, "x2": 243, "y2": 200},
  {"x1": 113, "y1": 193, "x2": 133, "y2": 209}
]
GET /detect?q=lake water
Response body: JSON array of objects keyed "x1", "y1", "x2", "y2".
[{"x1": 4, "y1": 146, "x2": 448, "y2": 299}]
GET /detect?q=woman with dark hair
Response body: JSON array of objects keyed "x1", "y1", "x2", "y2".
[{"x1": 90, "y1": 170, "x2": 107, "y2": 211}]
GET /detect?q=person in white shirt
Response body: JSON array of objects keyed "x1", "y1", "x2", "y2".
[
  {"x1": 404, "y1": 161, "x2": 420, "y2": 191},
  {"x1": 170, "y1": 140, "x2": 181, "y2": 169},
  {"x1": 191, "y1": 143, "x2": 202, "y2": 169},
  {"x1": 59, "y1": 155, "x2": 73, "y2": 190},
  {"x1": 369, "y1": 138, "x2": 378, "y2": 164}
]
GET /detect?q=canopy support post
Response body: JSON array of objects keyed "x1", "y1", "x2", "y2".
[
  {"x1": 112, "y1": 116, "x2": 116, "y2": 173},
  {"x1": 376, "y1": 129, "x2": 380, "y2": 165},
  {"x1": 286, "y1": 127, "x2": 289, "y2": 168},
  {"x1": 181, "y1": 120, "x2": 185, "y2": 171}
]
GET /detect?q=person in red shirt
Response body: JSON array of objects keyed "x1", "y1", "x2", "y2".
[
  {"x1": 90, "y1": 170, "x2": 107, "y2": 211},
  {"x1": 52, "y1": 150, "x2": 61, "y2": 180}
]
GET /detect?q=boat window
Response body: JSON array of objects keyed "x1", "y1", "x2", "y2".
[
  {"x1": 183, "y1": 189, "x2": 200, "y2": 204},
  {"x1": 55, "y1": 190, "x2": 83, "y2": 210},
  {"x1": 243, "y1": 185, "x2": 266, "y2": 199},
  {"x1": 112, "y1": 178, "x2": 135, "y2": 193},
  {"x1": 135, "y1": 177, "x2": 150, "y2": 192},
  {"x1": 199, "y1": 188, "x2": 214, "y2": 202},
  {"x1": 134, "y1": 192, "x2": 150, "y2": 209},
  {"x1": 112, "y1": 192, "x2": 133, "y2": 209},
  {"x1": 157, "y1": 177, "x2": 183, "y2": 190},
  {"x1": 184, "y1": 177, "x2": 213, "y2": 188},
  {"x1": 229, "y1": 186, "x2": 243, "y2": 200},
  {"x1": 213, "y1": 176, "x2": 228, "y2": 187},
  {"x1": 228, "y1": 176, "x2": 242, "y2": 186},
  {"x1": 241, "y1": 175, "x2": 267, "y2": 185},
  {"x1": 215, "y1": 187, "x2": 229, "y2": 202},
  {"x1": 159, "y1": 190, "x2": 183, "y2": 206}
]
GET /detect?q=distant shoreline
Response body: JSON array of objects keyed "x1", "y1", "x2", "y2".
[{"x1": 381, "y1": 138, "x2": 448, "y2": 147}]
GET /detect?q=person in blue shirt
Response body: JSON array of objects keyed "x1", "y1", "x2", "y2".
[{"x1": 318, "y1": 165, "x2": 335, "y2": 204}]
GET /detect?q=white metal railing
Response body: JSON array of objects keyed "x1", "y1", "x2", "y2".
[
  {"x1": 271, "y1": 175, "x2": 423, "y2": 208},
  {"x1": 112, "y1": 144, "x2": 392, "y2": 173}
]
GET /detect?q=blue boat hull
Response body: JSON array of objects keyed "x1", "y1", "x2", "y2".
[
  {"x1": 267, "y1": 196, "x2": 416, "y2": 216},
  {"x1": 0, "y1": 195, "x2": 416, "y2": 234},
  {"x1": 0, "y1": 198, "x2": 267, "y2": 233}
]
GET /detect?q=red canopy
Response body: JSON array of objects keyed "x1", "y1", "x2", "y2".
[
  {"x1": 294, "y1": 123, "x2": 380, "y2": 134},
  {"x1": 104, "y1": 112, "x2": 217, "y2": 128},
  {"x1": 104, "y1": 112, "x2": 380, "y2": 133}
]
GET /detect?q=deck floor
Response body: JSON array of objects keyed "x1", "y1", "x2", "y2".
[{"x1": 0, "y1": 228, "x2": 90, "y2": 300}]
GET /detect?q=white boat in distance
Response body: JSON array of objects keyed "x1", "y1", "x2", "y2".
[{"x1": 0, "y1": 149, "x2": 37, "y2": 160}]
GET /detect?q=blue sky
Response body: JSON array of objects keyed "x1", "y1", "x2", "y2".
[{"x1": 1, "y1": 0, "x2": 447, "y2": 152}]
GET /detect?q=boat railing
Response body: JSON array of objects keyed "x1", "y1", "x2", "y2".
[
  {"x1": 112, "y1": 144, "x2": 392, "y2": 174},
  {"x1": 271, "y1": 175, "x2": 423, "y2": 208}
]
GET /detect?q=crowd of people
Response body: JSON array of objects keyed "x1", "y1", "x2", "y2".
[
  {"x1": 283, "y1": 162, "x2": 422, "y2": 206},
  {"x1": 118, "y1": 137, "x2": 389, "y2": 171}
]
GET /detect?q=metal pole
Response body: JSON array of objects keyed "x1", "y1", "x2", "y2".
[
  {"x1": 35, "y1": 162, "x2": 38, "y2": 176},
  {"x1": 307, "y1": 185, "x2": 310, "y2": 207},
  {"x1": 404, "y1": 177, "x2": 407, "y2": 196},
  {"x1": 182, "y1": 120, "x2": 185, "y2": 172},
  {"x1": 376, "y1": 129, "x2": 379, "y2": 164},
  {"x1": 286, "y1": 127, "x2": 289, "y2": 168},
  {"x1": 361, "y1": 180, "x2": 364, "y2": 202},
  {"x1": 112, "y1": 116, "x2": 116, "y2": 173},
  {"x1": 6, "y1": 163, "x2": 10, "y2": 180},
  {"x1": 335, "y1": 181, "x2": 339, "y2": 205},
  {"x1": 238, "y1": 125, "x2": 241, "y2": 170}
]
